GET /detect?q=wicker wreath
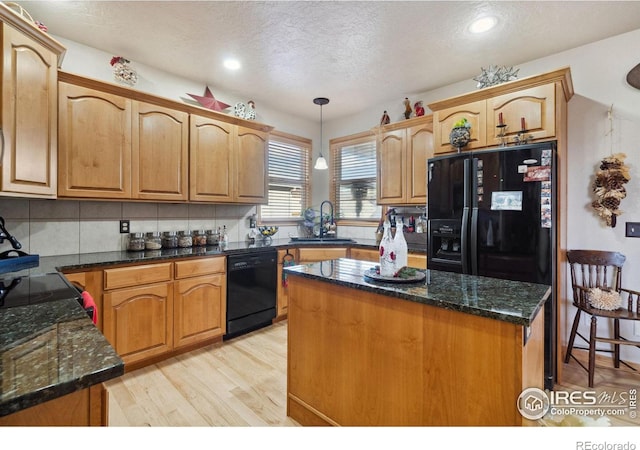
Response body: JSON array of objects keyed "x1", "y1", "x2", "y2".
[{"x1": 591, "y1": 153, "x2": 630, "y2": 227}]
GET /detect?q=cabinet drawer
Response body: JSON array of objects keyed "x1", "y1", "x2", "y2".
[
  {"x1": 297, "y1": 247, "x2": 348, "y2": 263},
  {"x1": 350, "y1": 248, "x2": 379, "y2": 263},
  {"x1": 174, "y1": 257, "x2": 226, "y2": 279},
  {"x1": 104, "y1": 262, "x2": 172, "y2": 290}
]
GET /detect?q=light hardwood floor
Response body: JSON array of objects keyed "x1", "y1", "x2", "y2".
[{"x1": 104, "y1": 320, "x2": 639, "y2": 427}]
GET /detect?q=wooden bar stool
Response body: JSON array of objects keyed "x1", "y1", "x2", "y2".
[{"x1": 565, "y1": 250, "x2": 640, "y2": 387}]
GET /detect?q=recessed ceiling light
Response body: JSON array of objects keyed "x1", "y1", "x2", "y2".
[
  {"x1": 223, "y1": 59, "x2": 241, "y2": 70},
  {"x1": 469, "y1": 16, "x2": 497, "y2": 34}
]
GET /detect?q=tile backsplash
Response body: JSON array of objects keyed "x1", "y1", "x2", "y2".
[
  {"x1": 0, "y1": 198, "x2": 376, "y2": 257},
  {"x1": 0, "y1": 198, "x2": 266, "y2": 257}
]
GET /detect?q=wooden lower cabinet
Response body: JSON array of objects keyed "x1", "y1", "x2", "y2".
[
  {"x1": 276, "y1": 249, "x2": 297, "y2": 319},
  {"x1": 101, "y1": 257, "x2": 226, "y2": 368},
  {"x1": 103, "y1": 282, "x2": 174, "y2": 366},
  {"x1": 173, "y1": 273, "x2": 226, "y2": 348}
]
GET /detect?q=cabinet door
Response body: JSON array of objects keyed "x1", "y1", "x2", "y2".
[
  {"x1": 132, "y1": 102, "x2": 188, "y2": 201},
  {"x1": 433, "y1": 100, "x2": 486, "y2": 154},
  {"x1": 58, "y1": 82, "x2": 132, "y2": 198},
  {"x1": 277, "y1": 249, "x2": 296, "y2": 318},
  {"x1": 1, "y1": 25, "x2": 58, "y2": 197},
  {"x1": 487, "y1": 83, "x2": 556, "y2": 145},
  {"x1": 189, "y1": 114, "x2": 234, "y2": 202},
  {"x1": 174, "y1": 274, "x2": 226, "y2": 348},
  {"x1": 406, "y1": 121, "x2": 433, "y2": 204},
  {"x1": 377, "y1": 129, "x2": 406, "y2": 204},
  {"x1": 103, "y1": 283, "x2": 173, "y2": 365},
  {"x1": 236, "y1": 126, "x2": 268, "y2": 204}
]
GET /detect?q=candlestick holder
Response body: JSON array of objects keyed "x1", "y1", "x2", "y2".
[
  {"x1": 496, "y1": 124, "x2": 508, "y2": 147},
  {"x1": 514, "y1": 129, "x2": 533, "y2": 145}
]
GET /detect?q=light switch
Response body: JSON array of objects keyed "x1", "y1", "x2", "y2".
[{"x1": 625, "y1": 222, "x2": 640, "y2": 237}]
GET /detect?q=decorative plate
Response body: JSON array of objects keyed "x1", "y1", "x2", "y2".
[{"x1": 363, "y1": 268, "x2": 426, "y2": 284}]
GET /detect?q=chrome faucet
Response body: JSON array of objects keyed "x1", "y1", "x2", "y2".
[{"x1": 319, "y1": 200, "x2": 334, "y2": 239}]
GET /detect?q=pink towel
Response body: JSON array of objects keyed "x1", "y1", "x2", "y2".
[{"x1": 81, "y1": 290, "x2": 98, "y2": 325}]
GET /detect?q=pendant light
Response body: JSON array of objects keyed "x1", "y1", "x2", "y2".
[{"x1": 313, "y1": 97, "x2": 329, "y2": 170}]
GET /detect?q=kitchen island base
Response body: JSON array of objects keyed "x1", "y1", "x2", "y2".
[{"x1": 287, "y1": 275, "x2": 544, "y2": 426}]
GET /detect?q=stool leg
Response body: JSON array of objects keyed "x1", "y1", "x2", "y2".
[
  {"x1": 589, "y1": 316, "x2": 597, "y2": 388},
  {"x1": 565, "y1": 309, "x2": 582, "y2": 363},
  {"x1": 613, "y1": 318, "x2": 620, "y2": 368}
]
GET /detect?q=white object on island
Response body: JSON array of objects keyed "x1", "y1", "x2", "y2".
[
  {"x1": 393, "y1": 217, "x2": 408, "y2": 270},
  {"x1": 379, "y1": 219, "x2": 395, "y2": 276}
]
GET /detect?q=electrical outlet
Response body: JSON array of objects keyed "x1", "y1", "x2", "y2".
[
  {"x1": 625, "y1": 222, "x2": 640, "y2": 237},
  {"x1": 119, "y1": 220, "x2": 130, "y2": 234}
]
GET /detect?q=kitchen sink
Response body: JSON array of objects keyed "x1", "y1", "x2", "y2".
[{"x1": 289, "y1": 237, "x2": 356, "y2": 244}]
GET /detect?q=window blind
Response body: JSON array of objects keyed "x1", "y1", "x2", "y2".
[
  {"x1": 260, "y1": 137, "x2": 311, "y2": 221},
  {"x1": 332, "y1": 138, "x2": 382, "y2": 221}
]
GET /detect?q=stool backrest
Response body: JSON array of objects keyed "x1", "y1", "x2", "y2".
[{"x1": 567, "y1": 250, "x2": 625, "y2": 305}]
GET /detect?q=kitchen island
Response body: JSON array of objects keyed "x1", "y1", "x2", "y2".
[
  {"x1": 0, "y1": 295, "x2": 124, "y2": 425},
  {"x1": 284, "y1": 258, "x2": 550, "y2": 426}
]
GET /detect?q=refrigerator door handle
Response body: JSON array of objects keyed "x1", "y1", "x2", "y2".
[
  {"x1": 470, "y1": 207, "x2": 478, "y2": 275},
  {"x1": 461, "y1": 207, "x2": 470, "y2": 274}
]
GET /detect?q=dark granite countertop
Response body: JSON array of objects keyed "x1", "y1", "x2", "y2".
[
  {"x1": 18, "y1": 237, "x2": 425, "y2": 275},
  {"x1": 0, "y1": 297, "x2": 124, "y2": 417},
  {"x1": 284, "y1": 258, "x2": 550, "y2": 326}
]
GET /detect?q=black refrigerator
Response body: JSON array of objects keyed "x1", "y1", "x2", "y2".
[{"x1": 427, "y1": 141, "x2": 556, "y2": 389}]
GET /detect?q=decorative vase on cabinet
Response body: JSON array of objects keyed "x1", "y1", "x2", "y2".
[{"x1": 449, "y1": 126, "x2": 471, "y2": 153}]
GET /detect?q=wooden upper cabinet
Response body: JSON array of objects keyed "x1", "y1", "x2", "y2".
[
  {"x1": 406, "y1": 119, "x2": 434, "y2": 204},
  {"x1": 132, "y1": 102, "x2": 188, "y2": 201},
  {"x1": 236, "y1": 126, "x2": 268, "y2": 204},
  {"x1": 429, "y1": 68, "x2": 571, "y2": 155},
  {"x1": 58, "y1": 82, "x2": 132, "y2": 198},
  {"x1": 433, "y1": 100, "x2": 486, "y2": 154},
  {"x1": 487, "y1": 83, "x2": 556, "y2": 145},
  {"x1": 190, "y1": 116, "x2": 269, "y2": 204},
  {"x1": 377, "y1": 115, "x2": 433, "y2": 205},
  {"x1": 0, "y1": 22, "x2": 62, "y2": 197},
  {"x1": 377, "y1": 129, "x2": 405, "y2": 204},
  {"x1": 57, "y1": 72, "x2": 272, "y2": 204},
  {"x1": 189, "y1": 113, "x2": 234, "y2": 202}
]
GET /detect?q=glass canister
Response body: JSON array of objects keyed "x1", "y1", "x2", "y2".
[
  {"x1": 178, "y1": 230, "x2": 193, "y2": 248},
  {"x1": 193, "y1": 230, "x2": 207, "y2": 247},
  {"x1": 127, "y1": 232, "x2": 145, "y2": 251},
  {"x1": 145, "y1": 232, "x2": 162, "y2": 250},
  {"x1": 206, "y1": 229, "x2": 219, "y2": 245},
  {"x1": 161, "y1": 231, "x2": 178, "y2": 249}
]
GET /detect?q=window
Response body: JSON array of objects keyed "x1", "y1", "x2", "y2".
[
  {"x1": 331, "y1": 132, "x2": 382, "y2": 222},
  {"x1": 260, "y1": 131, "x2": 311, "y2": 222}
]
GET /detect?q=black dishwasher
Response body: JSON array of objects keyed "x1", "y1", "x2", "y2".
[{"x1": 225, "y1": 249, "x2": 277, "y2": 340}]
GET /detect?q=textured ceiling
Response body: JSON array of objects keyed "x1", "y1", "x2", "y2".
[{"x1": 14, "y1": 1, "x2": 640, "y2": 121}]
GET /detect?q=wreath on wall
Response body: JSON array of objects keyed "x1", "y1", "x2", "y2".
[{"x1": 591, "y1": 153, "x2": 630, "y2": 228}]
